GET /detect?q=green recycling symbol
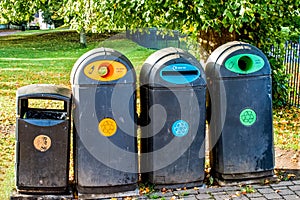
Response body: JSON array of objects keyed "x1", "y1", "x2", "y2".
[{"x1": 240, "y1": 108, "x2": 256, "y2": 126}]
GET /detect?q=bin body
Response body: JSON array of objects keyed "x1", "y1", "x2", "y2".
[
  {"x1": 140, "y1": 47, "x2": 206, "y2": 188},
  {"x1": 205, "y1": 41, "x2": 274, "y2": 180},
  {"x1": 16, "y1": 84, "x2": 71, "y2": 193},
  {"x1": 71, "y1": 48, "x2": 137, "y2": 194}
]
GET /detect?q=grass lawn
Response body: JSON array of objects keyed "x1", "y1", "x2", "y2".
[{"x1": 0, "y1": 29, "x2": 299, "y2": 199}]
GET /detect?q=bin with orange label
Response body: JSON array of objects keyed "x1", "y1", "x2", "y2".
[
  {"x1": 71, "y1": 48, "x2": 138, "y2": 195},
  {"x1": 16, "y1": 84, "x2": 71, "y2": 194}
]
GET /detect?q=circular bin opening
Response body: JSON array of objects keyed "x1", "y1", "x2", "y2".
[
  {"x1": 238, "y1": 56, "x2": 253, "y2": 71},
  {"x1": 98, "y1": 63, "x2": 114, "y2": 78}
]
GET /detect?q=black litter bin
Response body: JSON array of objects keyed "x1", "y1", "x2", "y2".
[
  {"x1": 140, "y1": 47, "x2": 206, "y2": 188},
  {"x1": 71, "y1": 48, "x2": 138, "y2": 194},
  {"x1": 205, "y1": 41, "x2": 274, "y2": 181},
  {"x1": 16, "y1": 84, "x2": 71, "y2": 193}
]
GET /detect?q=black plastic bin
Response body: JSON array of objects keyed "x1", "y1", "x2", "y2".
[
  {"x1": 71, "y1": 48, "x2": 138, "y2": 194},
  {"x1": 205, "y1": 41, "x2": 274, "y2": 181},
  {"x1": 16, "y1": 84, "x2": 71, "y2": 194},
  {"x1": 140, "y1": 47, "x2": 207, "y2": 188}
]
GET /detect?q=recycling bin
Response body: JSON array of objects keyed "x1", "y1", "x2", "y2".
[
  {"x1": 71, "y1": 48, "x2": 138, "y2": 194},
  {"x1": 205, "y1": 41, "x2": 274, "y2": 181},
  {"x1": 16, "y1": 84, "x2": 71, "y2": 193},
  {"x1": 140, "y1": 47, "x2": 206, "y2": 188}
]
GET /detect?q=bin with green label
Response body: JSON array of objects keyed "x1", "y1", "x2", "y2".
[
  {"x1": 205, "y1": 41, "x2": 274, "y2": 181},
  {"x1": 140, "y1": 47, "x2": 206, "y2": 188},
  {"x1": 71, "y1": 48, "x2": 138, "y2": 195}
]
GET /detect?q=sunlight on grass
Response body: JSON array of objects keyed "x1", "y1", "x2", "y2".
[{"x1": 0, "y1": 57, "x2": 76, "y2": 61}]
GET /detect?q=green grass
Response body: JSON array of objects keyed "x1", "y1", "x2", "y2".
[
  {"x1": 273, "y1": 107, "x2": 300, "y2": 150},
  {"x1": 0, "y1": 29, "x2": 154, "y2": 199}
]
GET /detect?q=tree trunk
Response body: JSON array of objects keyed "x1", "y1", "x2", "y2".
[
  {"x1": 80, "y1": 29, "x2": 87, "y2": 48},
  {"x1": 198, "y1": 28, "x2": 238, "y2": 63}
]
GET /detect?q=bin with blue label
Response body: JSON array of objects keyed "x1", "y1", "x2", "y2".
[
  {"x1": 139, "y1": 47, "x2": 207, "y2": 188},
  {"x1": 16, "y1": 84, "x2": 71, "y2": 194},
  {"x1": 205, "y1": 41, "x2": 274, "y2": 181},
  {"x1": 71, "y1": 48, "x2": 138, "y2": 195}
]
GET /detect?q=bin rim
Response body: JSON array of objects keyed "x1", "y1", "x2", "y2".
[
  {"x1": 16, "y1": 84, "x2": 71, "y2": 100},
  {"x1": 205, "y1": 41, "x2": 271, "y2": 78},
  {"x1": 140, "y1": 47, "x2": 206, "y2": 87},
  {"x1": 70, "y1": 47, "x2": 136, "y2": 85}
]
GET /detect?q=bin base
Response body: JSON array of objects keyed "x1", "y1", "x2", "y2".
[
  {"x1": 77, "y1": 183, "x2": 138, "y2": 195},
  {"x1": 16, "y1": 187, "x2": 69, "y2": 195},
  {"x1": 10, "y1": 190, "x2": 73, "y2": 200},
  {"x1": 212, "y1": 170, "x2": 278, "y2": 186},
  {"x1": 153, "y1": 181, "x2": 203, "y2": 190},
  {"x1": 78, "y1": 187, "x2": 139, "y2": 199}
]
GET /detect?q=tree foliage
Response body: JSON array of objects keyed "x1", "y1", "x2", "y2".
[
  {"x1": 0, "y1": 0, "x2": 39, "y2": 24},
  {"x1": 40, "y1": 0, "x2": 64, "y2": 27},
  {"x1": 0, "y1": 0, "x2": 63, "y2": 25},
  {"x1": 110, "y1": 0, "x2": 300, "y2": 107}
]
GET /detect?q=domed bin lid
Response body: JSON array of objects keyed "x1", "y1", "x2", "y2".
[
  {"x1": 71, "y1": 48, "x2": 136, "y2": 85},
  {"x1": 140, "y1": 47, "x2": 206, "y2": 88},
  {"x1": 17, "y1": 84, "x2": 71, "y2": 101},
  {"x1": 205, "y1": 41, "x2": 271, "y2": 79}
]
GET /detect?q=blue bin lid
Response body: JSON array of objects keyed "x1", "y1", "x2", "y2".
[{"x1": 140, "y1": 47, "x2": 206, "y2": 87}]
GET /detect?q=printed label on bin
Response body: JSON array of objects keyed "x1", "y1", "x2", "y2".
[
  {"x1": 172, "y1": 120, "x2": 189, "y2": 137},
  {"x1": 98, "y1": 118, "x2": 117, "y2": 137},
  {"x1": 160, "y1": 63, "x2": 200, "y2": 84},
  {"x1": 33, "y1": 135, "x2": 51, "y2": 152},
  {"x1": 225, "y1": 54, "x2": 265, "y2": 74},
  {"x1": 240, "y1": 108, "x2": 257, "y2": 126},
  {"x1": 84, "y1": 60, "x2": 127, "y2": 81}
]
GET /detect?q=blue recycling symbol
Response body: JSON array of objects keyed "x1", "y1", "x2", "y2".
[{"x1": 172, "y1": 120, "x2": 189, "y2": 137}]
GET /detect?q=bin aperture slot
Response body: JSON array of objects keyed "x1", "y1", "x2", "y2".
[
  {"x1": 238, "y1": 56, "x2": 253, "y2": 71},
  {"x1": 160, "y1": 63, "x2": 200, "y2": 84},
  {"x1": 83, "y1": 60, "x2": 128, "y2": 81},
  {"x1": 224, "y1": 54, "x2": 265, "y2": 74},
  {"x1": 28, "y1": 99, "x2": 65, "y2": 110},
  {"x1": 161, "y1": 70, "x2": 199, "y2": 76},
  {"x1": 21, "y1": 98, "x2": 68, "y2": 120}
]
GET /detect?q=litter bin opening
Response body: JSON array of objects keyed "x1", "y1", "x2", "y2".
[
  {"x1": 28, "y1": 99, "x2": 65, "y2": 110},
  {"x1": 238, "y1": 56, "x2": 253, "y2": 72},
  {"x1": 23, "y1": 109, "x2": 67, "y2": 120},
  {"x1": 20, "y1": 98, "x2": 68, "y2": 120}
]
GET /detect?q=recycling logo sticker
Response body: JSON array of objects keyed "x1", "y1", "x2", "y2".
[
  {"x1": 240, "y1": 108, "x2": 257, "y2": 126},
  {"x1": 172, "y1": 120, "x2": 189, "y2": 137}
]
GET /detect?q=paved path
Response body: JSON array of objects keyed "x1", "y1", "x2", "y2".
[
  {"x1": 139, "y1": 180, "x2": 300, "y2": 200},
  {"x1": 10, "y1": 180, "x2": 300, "y2": 199},
  {"x1": 0, "y1": 30, "x2": 19, "y2": 36}
]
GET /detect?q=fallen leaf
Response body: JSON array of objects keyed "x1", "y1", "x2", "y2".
[{"x1": 287, "y1": 174, "x2": 296, "y2": 179}]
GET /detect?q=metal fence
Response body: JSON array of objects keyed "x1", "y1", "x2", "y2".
[
  {"x1": 284, "y1": 41, "x2": 300, "y2": 107},
  {"x1": 126, "y1": 28, "x2": 186, "y2": 50}
]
